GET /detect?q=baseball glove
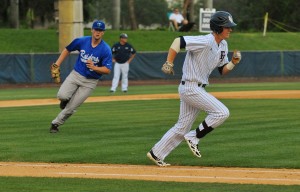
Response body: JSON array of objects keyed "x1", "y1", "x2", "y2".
[
  {"x1": 232, "y1": 49, "x2": 242, "y2": 64},
  {"x1": 161, "y1": 61, "x2": 175, "y2": 75},
  {"x1": 50, "y1": 63, "x2": 61, "y2": 83}
]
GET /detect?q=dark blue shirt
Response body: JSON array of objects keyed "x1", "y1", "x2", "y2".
[
  {"x1": 66, "y1": 36, "x2": 112, "y2": 79},
  {"x1": 111, "y1": 42, "x2": 136, "y2": 64}
]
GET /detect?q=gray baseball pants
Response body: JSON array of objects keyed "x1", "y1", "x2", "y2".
[{"x1": 52, "y1": 70, "x2": 98, "y2": 125}]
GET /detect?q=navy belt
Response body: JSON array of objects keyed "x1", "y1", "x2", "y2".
[{"x1": 181, "y1": 81, "x2": 206, "y2": 88}]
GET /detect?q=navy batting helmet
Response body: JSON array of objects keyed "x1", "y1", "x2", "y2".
[{"x1": 210, "y1": 11, "x2": 236, "y2": 34}]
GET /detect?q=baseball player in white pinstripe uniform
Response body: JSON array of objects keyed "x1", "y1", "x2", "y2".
[{"x1": 147, "y1": 11, "x2": 242, "y2": 166}]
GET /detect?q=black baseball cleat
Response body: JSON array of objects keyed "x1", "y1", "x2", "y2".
[
  {"x1": 185, "y1": 138, "x2": 202, "y2": 158},
  {"x1": 147, "y1": 150, "x2": 170, "y2": 167},
  {"x1": 49, "y1": 124, "x2": 59, "y2": 133},
  {"x1": 60, "y1": 100, "x2": 69, "y2": 109}
]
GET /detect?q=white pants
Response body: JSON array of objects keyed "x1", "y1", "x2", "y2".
[
  {"x1": 152, "y1": 81, "x2": 230, "y2": 160},
  {"x1": 111, "y1": 62, "x2": 129, "y2": 92}
]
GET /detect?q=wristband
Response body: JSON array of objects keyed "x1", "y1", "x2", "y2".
[
  {"x1": 226, "y1": 61, "x2": 235, "y2": 70},
  {"x1": 53, "y1": 63, "x2": 59, "y2": 68}
]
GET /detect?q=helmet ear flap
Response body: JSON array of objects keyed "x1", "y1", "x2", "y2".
[
  {"x1": 210, "y1": 22, "x2": 223, "y2": 34},
  {"x1": 215, "y1": 26, "x2": 223, "y2": 34}
]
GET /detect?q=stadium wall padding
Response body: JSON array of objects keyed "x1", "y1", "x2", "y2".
[{"x1": 0, "y1": 51, "x2": 299, "y2": 84}]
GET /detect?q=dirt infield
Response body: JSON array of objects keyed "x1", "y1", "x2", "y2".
[
  {"x1": 1, "y1": 90, "x2": 300, "y2": 108},
  {"x1": 1, "y1": 90, "x2": 300, "y2": 185},
  {"x1": 0, "y1": 162, "x2": 299, "y2": 185}
]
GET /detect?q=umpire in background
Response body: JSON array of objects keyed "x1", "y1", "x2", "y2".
[{"x1": 110, "y1": 33, "x2": 136, "y2": 93}]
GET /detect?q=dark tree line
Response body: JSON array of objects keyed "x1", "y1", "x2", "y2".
[
  {"x1": 214, "y1": 0, "x2": 300, "y2": 32},
  {"x1": 0, "y1": 0, "x2": 54, "y2": 28},
  {"x1": 0, "y1": 0, "x2": 299, "y2": 32}
]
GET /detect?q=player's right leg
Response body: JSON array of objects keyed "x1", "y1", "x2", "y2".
[
  {"x1": 110, "y1": 63, "x2": 121, "y2": 92},
  {"x1": 148, "y1": 98, "x2": 199, "y2": 165}
]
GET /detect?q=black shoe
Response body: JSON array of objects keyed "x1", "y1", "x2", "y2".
[
  {"x1": 60, "y1": 100, "x2": 69, "y2": 109},
  {"x1": 50, "y1": 124, "x2": 59, "y2": 133},
  {"x1": 109, "y1": 90, "x2": 115, "y2": 93},
  {"x1": 147, "y1": 150, "x2": 170, "y2": 167},
  {"x1": 123, "y1": 90, "x2": 127, "y2": 93}
]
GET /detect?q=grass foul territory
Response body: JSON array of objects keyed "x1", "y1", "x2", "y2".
[{"x1": 0, "y1": 29, "x2": 299, "y2": 53}]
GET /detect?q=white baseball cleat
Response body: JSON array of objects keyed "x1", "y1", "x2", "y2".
[
  {"x1": 185, "y1": 138, "x2": 202, "y2": 158},
  {"x1": 147, "y1": 150, "x2": 170, "y2": 167}
]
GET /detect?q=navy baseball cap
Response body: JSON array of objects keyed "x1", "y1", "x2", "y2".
[
  {"x1": 120, "y1": 33, "x2": 128, "y2": 38},
  {"x1": 92, "y1": 20, "x2": 105, "y2": 31}
]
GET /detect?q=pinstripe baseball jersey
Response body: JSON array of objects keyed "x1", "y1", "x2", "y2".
[{"x1": 182, "y1": 33, "x2": 229, "y2": 84}]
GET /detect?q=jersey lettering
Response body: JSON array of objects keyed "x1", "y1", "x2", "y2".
[
  {"x1": 220, "y1": 51, "x2": 225, "y2": 62},
  {"x1": 80, "y1": 50, "x2": 100, "y2": 63}
]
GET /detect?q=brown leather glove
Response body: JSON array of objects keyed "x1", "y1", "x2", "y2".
[
  {"x1": 50, "y1": 63, "x2": 61, "y2": 83},
  {"x1": 232, "y1": 49, "x2": 242, "y2": 65},
  {"x1": 161, "y1": 61, "x2": 175, "y2": 75}
]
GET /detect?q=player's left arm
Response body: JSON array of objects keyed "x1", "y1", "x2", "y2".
[
  {"x1": 219, "y1": 49, "x2": 242, "y2": 75},
  {"x1": 86, "y1": 48, "x2": 112, "y2": 74},
  {"x1": 127, "y1": 53, "x2": 136, "y2": 64},
  {"x1": 86, "y1": 60, "x2": 111, "y2": 74}
]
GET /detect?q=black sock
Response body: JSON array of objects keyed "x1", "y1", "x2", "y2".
[{"x1": 196, "y1": 121, "x2": 214, "y2": 138}]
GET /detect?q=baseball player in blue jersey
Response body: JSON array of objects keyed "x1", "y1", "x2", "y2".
[
  {"x1": 49, "y1": 20, "x2": 112, "y2": 133},
  {"x1": 147, "y1": 11, "x2": 242, "y2": 166}
]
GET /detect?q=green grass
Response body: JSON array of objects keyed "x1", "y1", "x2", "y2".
[
  {"x1": 0, "y1": 82, "x2": 299, "y2": 100},
  {"x1": 1, "y1": 177, "x2": 299, "y2": 192},
  {"x1": 0, "y1": 98, "x2": 299, "y2": 168},
  {"x1": 1, "y1": 83, "x2": 299, "y2": 191},
  {"x1": 0, "y1": 29, "x2": 299, "y2": 53}
]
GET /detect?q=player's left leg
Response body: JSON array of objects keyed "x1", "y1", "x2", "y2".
[
  {"x1": 57, "y1": 70, "x2": 79, "y2": 109},
  {"x1": 120, "y1": 63, "x2": 129, "y2": 92},
  {"x1": 184, "y1": 89, "x2": 229, "y2": 156}
]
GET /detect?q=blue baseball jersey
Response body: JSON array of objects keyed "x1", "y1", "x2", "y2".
[{"x1": 66, "y1": 36, "x2": 112, "y2": 79}]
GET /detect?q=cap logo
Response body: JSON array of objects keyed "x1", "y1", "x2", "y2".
[
  {"x1": 228, "y1": 16, "x2": 233, "y2": 23},
  {"x1": 97, "y1": 22, "x2": 102, "y2": 27}
]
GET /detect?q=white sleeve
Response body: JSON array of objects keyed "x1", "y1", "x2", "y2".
[
  {"x1": 179, "y1": 14, "x2": 184, "y2": 21},
  {"x1": 184, "y1": 36, "x2": 208, "y2": 52}
]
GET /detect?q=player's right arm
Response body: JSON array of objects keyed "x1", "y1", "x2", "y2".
[
  {"x1": 54, "y1": 48, "x2": 70, "y2": 67},
  {"x1": 55, "y1": 37, "x2": 83, "y2": 67},
  {"x1": 162, "y1": 37, "x2": 186, "y2": 75},
  {"x1": 169, "y1": 36, "x2": 186, "y2": 59}
]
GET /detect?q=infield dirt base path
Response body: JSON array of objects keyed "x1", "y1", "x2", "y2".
[
  {"x1": 0, "y1": 162, "x2": 299, "y2": 185},
  {"x1": 1, "y1": 90, "x2": 300, "y2": 185},
  {"x1": 0, "y1": 90, "x2": 300, "y2": 108}
]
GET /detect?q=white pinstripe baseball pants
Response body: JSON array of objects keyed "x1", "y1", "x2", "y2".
[{"x1": 152, "y1": 81, "x2": 230, "y2": 160}]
